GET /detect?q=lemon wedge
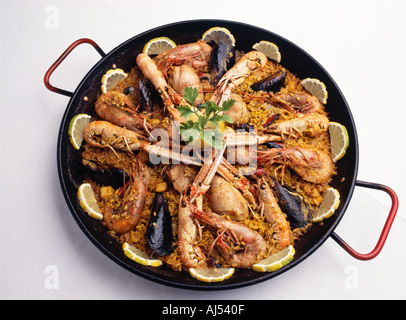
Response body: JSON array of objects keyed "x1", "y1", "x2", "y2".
[
  {"x1": 122, "y1": 243, "x2": 162, "y2": 267},
  {"x1": 252, "y1": 40, "x2": 281, "y2": 63},
  {"x1": 253, "y1": 245, "x2": 295, "y2": 272},
  {"x1": 68, "y1": 114, "x2": 91, "y2": 150},
  {"x1": 189, "y1": 267, "x2": 235, "y2": 283},
  {"x1": 312, "y1": 187, "x2": 340, "y2": 223},
  {"x1": 77, "y1": 183, "x2": 103, "y2": 220},
  {"x1": 329, "y1": 122, "x2": 349, "y2": 162},
  {"x1": 142, "y1": 37, "x2": 177, "y2": 56},
  {"x1": 202, "y1": 27, "x2": 235, "y2": 46},
  {"x1": 101, "y1": 68, "x2": 128, "y2": 94},
  {"x1": 301, "y1": 78, "x2": 328, "y2": 104}
]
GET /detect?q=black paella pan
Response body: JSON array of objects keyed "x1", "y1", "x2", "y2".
[{"x1": 44, "y1": 20, "x2": 399, "y2": 290}]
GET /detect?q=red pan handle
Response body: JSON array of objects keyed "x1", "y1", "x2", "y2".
[
  {"x1": 44, "y1": 38, "x2": 106, "y2": 97},
  {"x1": 331, "y1": 180, "x2": 399, "y2": 260}
]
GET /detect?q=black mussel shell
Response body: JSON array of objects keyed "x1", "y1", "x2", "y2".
[
  {"x1": 146, "y1": 193, "x2": 174, "y2": 256},
  {"x1": 83, "y1": 161, "x2": 130, "y2": 189},
  {"x1": 271, "y1": 177, "x2": 312, "y2": 228},
  {"x1": 250, "y1": 70, "x2": 287, "y2": 93},
  {"x1": 209, "y1": 42, "x2": 236, "y2": 86}
]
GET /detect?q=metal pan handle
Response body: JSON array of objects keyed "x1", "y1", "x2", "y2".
[
  {"x1": 44, "y1": 38, "x2": 106, "y2": 97},
  {"x1": 331, "y1": 180, "x2": 399, "y2": 260}
]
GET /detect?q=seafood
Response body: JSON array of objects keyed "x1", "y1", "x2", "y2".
[
  {"x1": 169, "y1": 64, "x2": 204, "y2": 107},
  {"x1": 270, "y1": 177, "x2": 312, "y2": 228},
  {"x1": 191, "y1": 205, "x2": 267, "y2": 268},
  {"x1": 95, "y1": 91, "x2": 148, "y2": 135},
  {"x1": 257, "y1": 178, "x2": 292, "y2": 249},
  {"x1": 138, "y1": 77, "x2": 156, "y2": 113},
  {"x1": 212, "y1": 50, "x2": 268, "y2": 105},
  {"x1": 82, "y1": 158, "x2": 130, "y2": 189},
  {"x1": 209, "y1": 42, "x2": 236, "y2": 85},
  {"x1": 270, "y1": 92, "x2": 323, "y2": 114},
  {"x1": 103, "y1": 158, "x2": 149, "y2": 235},
  {"x1": 265, "y1": 113, "x2": 329, "y2": 139},
  {"x1": 136, "y1": 53, "x2": 186, "y2": 122},
  {"x1": 83, "y1": 120, "x2": 142, "y2": 152},
  {"x1": 177, "y1": 198, "x2": 207, "y2": 270},
  {"x1": 146, "y1": 193, "x2": 174, "y2": 256},
  {"x1": 258, "y1": 146, "x2": 335, "y2": 184},
  {"x1": 154, "y1": 40, "x2": 212, "y2": 76},
  {"x1": 251, "y1": 70, "x2": 287, "y2": 93},
  {"x1": 208, "y1": 175, "x2": 249, "y2": 221}
]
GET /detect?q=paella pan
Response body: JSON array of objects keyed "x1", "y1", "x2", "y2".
[{"x1": 45, "y1": 20, "x2": 398, "y2": 290}]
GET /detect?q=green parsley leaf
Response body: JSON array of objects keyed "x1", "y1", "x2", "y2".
[{"x1": 183, "y1": 87, "x2": 199, "y2": 106}]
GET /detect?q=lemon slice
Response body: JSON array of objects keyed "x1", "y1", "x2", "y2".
[
  {"x1": 101, "y1": 68, "x2": 128, "y2": 94},
  {"x1": 77, "y1": 183, "x2": 103, "y2": 220},
  {"x1": 68, "y1": 114, "x2": 91, "y2": 150},
  {"x1": 189, "y1": 267, "x2": 235, "y2": 283},
  {"x1": 253, "y1": 245, "x2": 295, "y2": 272},
  {"x1": 329, "y1": 122, "x2": 349, "y2": 162},
  {"x1": 312, "y1": 187, "x2": 340, "y2": 223},
  {"x1": 202, "y1": 27, "x2": 236, "y2": 46},
  {"x1": 252, "y1": 41, "x2": 281, "y2": 63},
  {"x1": 122, "y1": 243, "x2": 162, "y2": 267},
  {"x1": 142, "y1": 37, "x2": 177, "y2": 55},
  {"x1": 301, "y1": 78, "x2": 328, "y2": 104}
]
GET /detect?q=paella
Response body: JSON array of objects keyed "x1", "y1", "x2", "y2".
[{"x1": 70, "y1": 27, "x2": 348, "y2": 282}]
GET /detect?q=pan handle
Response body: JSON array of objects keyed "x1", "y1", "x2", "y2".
[
  {"x1": 44, "y1": 38, "x2": 106, "y2": 97},
  {"x1": 331, "y1": 180, "x2": 398, "y2": 260}
]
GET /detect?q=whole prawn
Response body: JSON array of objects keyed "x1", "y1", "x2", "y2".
[
  {"x1": 257, "y1": 178, "x2": 292, "y2": 250},
  {"x1": 154, "y1": 40, "x2": 212, "y2": 76},
  {"x1": 103, "y1": 157, "x2": 149, "y2": 235},
  {"x1": 95, "y1": 91, "x2": 150, "y2": 135},
  {"x1": 212, "y1": 51, "x2": 268, "y2": 106},
  {"x1": 191, "y1": 205, "x2": 267, "y2": 269},
  {"x1": 258, "y1": 145, "x2": 335, "y2": 184},
  {"x1": 83, "y1": 121, "x2": 142, "y2": 152}
]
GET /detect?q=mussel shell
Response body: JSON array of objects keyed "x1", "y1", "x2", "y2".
[
  {"x1": 83, "y1": 161, "x2": 130, "y2": 189},
  {"x1": 209, "y1": 42, "x2": 236, "y2": 85},
  {"x1": 271, "y1": 177, "x2": 312, "y2": 228},
  {"x1": 146, "y1": 193, "x2": 174, "y2": 256},
  {"x1": 250, "y1": 70, "x2": 287, "y2": 93},
  {"x1": 139, "y1": 77, "x2": 160, "y2": 112}
]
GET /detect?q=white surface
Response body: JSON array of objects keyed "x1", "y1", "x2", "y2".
[{"x1": 1, "y1": 0, "x2": 405, "y2": 300}]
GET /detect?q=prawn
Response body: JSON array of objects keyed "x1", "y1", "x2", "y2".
[
  {"x1": 83, "y1": 121, "x2": 142, "y2": 153},
  {"x1": 177, "y1": 197, "x2": 207, "y2": 270},
  {"x1": 257, "y1": 178, "x2": 292, "y2": 250},
  {"x1": 265, "y1": 113, "x2": 329, "y2": 139},
  {"x1": 103, "y1": 157, "x2": 149, "y2": 235},
  {"x1": 258, "y1": 145, "x2": 335, "y2": 184},
  {"x1": 211, "y1": 51, "x2": 268, "y2": 106},
  {"x1": 154, "y1": 40, "x2": 212, "y2": 76},
  {"x1": 95, "y1": 91, "x2": 150, "y2": 135},
  {"x1": 136, "y1": 53, "x2": 188, "y2": 123},
  {"x1": 191, "y1": 204, "x2": 267, "y2": 269},
  {"x1": 270, "y1": 92, "x2": 323, "y2": 114}
]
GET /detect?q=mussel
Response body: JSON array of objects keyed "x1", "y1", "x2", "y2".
[
  {"x1": 139, "y1": 77, "x2": 160, "y2": 113},
  {"x1": 209, "y1": 42, "x2": 236, "y2": 85},
  {"x1": 82, "y1": 159, "x2": 130, "y2": 189},
  {"x1": 250, "y1": 70, "x2": 287, "y2": 93},
  {"x1": 146, "y1": 192, "x2": 174, "y2": 256},
  {"x1": 270, "y1": 177, "x2": 312, "y2": 228}
]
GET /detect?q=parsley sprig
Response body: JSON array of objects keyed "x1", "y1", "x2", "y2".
[{"x1": 177, "y1": 87, "x2": 235, "y2": 149}]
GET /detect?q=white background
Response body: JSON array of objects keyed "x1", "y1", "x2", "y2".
[{"x1": 1, "y1": 0, "x2": 405, "y2": 299}]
